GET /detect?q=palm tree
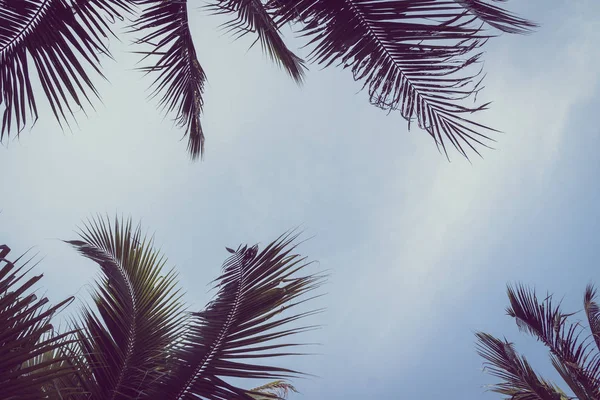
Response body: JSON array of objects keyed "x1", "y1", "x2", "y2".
[
  {"x1": 0, "y1": 244, "x2": 79, "y2": 399},
  {"x1": 476, "y1": 283, "x2": 600, "y2": 400},
  {"x1": 0, "y1": 0, "x2": 536, "y2": 160},
  {"x1": 0, "y1": 216, "x2": 325, "y2": 399}
]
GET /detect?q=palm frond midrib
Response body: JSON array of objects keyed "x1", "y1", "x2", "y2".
[
  {"x1": 71, "y1": 233, "x2": 142, "y2": 400},
  {"x1": 174, "y1": 252, "x2": 248, "y2": 400},
  {"x1": 0, "y1": 0, "x2": 50, "y2": 55},
  {"x1": 99, "y1": 245, "x2": 138, "y2": 400},
  {"x1": 295, "y1": 0, "x2": 498, "y2": 157}
]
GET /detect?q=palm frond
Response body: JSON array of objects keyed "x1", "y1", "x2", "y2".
[
  {"x1": 549, "y1": 353, "x2": 596, "y2": 400},
  {"x1": 0, "y1": 244, "x2": 77, "y2": 400},
  {"x1": 268, "y1": 0, "x2": 537, "y2": 159},
  {"x1": 584, "y1": 285, "x2": 600, "y2": 352},
  {"x1": 130, "y1": 0, "x2": 207, "y2": 160},
  {"x1": 506, "y1": 284, "x2": 600, "y2": 399},
  {"x1": 451, "y1": 0, "x2": 537, "y2": 33},
  {"x1": 19, "y1": 344, "x2": 87, "y2": 399},
  {"x1": 206, "y1": 0, "x2": 306, "y2": 83},
  {"x1": 475, "y1": 332, "x2": 566, "y2": 400},
  {"x1": 506, "y1": 284, "x2": 567, "y2": 346},
  {"x1": 157, "y1": 231, "x2": 326, "y2": 400},
  {"x1": 0, "y1": 0, "x2": 131, "y2": 141},
  {"x1": 65, "y1": 215, "x2": 186, "y2": 400},
  {"x1": 247, "y1": 380, "x2": 298, "y2": 400}
]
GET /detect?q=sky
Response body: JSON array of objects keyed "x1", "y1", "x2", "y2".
[{"x1": 2, "y1": 0, "x2": 600, "y2": 399}]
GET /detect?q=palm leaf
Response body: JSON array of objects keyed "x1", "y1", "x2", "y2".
[
  {"x1": 206, "y1": 0, "x2": 307, "y2": 83},
  {"x1": 549, "y1": 353, "x2": 596, "y2": 400},
  {"x1": 584, "y1": 285, "x2": 600, "y2": 352},
  {"x1": 451, "y1": 0, "x2": 537, "y2": 34},
  {"x1": 246, "y1": 380, "x2": 298, "y2": 400},
  {"x1": 130, "y1": 0, "x2": 207, "y2": 160},
  {"x1": 19, "y1": 344, "x2": 86, "y2": 399},
  {"x1": 475, "y1": 332, "x2": 566, "y2": 400},
  {"x1": 157, "y1": 231, "x2": 326, "y2": 400},
  {"x1": 247, "y1": 380, "x2": 298, "y2": 400},
  {"x1": 2, "y1": 219, "x2": 325, "y2": 399},
  {"x1": 0, "y1": 244, "x2": 77, "y2": 400},
  {"x1": 506, "y1": 284, "x2": 600, "y2": 400},
  {"x1": 268, "y1": 0, "x2": 537, "y2": 159},
  {"x1": 0, "y1": 0, "x2": 132, "y2": 141},
  {"x1": 2, "y1": 0, "x2": 537, "y2": 162},
  {"x1": 65, "y1": 215, "x2": 186, "y2": 400}
]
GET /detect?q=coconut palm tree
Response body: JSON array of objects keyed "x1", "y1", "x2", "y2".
[
  {"x1": 476, "y1": 283, "x2": 600, "y2": 400},
  {"x1": 0, "y1": 216, "x2": 325, "y2": 399},
  {"x1": 0, "y1": 0, "x2": 535, "y2": 160},
  {"x1": 0, "y1": 244, "x2": 78, "y2": 400}
]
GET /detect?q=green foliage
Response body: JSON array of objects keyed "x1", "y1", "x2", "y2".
[{"x1": 1, "y1": 216, "x2": 325, "y2": 399}]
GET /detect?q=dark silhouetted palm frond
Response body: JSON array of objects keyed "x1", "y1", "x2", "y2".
[
  {"x1": 1, "y1": 0, "x2": 535, "y2": 160},
  {"x1": 155, "y1": 231, "x2": 326, "y2": 400},
  {"x1": 451, "y1": 0, "x2": 538, "y2": 34},
  {"x1": 0, "y1": 0, "x2": 132, "y2": 139},
  {"x1": 584, "y1": 285, "x2": 600, "y2": 352},
  {"x1": 506, "y1": 285, "x2": 600, "y2": 400},
  {"x1": 476, "y1": 332, "x2": 567, "y2": 400},
  {"x1": 0, "y1": 244, "x2": 77, "y2": 400},
  {"x1": 477, "y1": 283, "x2": 600, "y2": 400},
  {"x1": 268, "y1": 0, "x2": 537, "y2": 158},
  {"x1": 130, "y1": 0, "x2": 208, "y2": 159},
  {"x1": 206, "y1": 0, "x2": 307, "y2": 83}
]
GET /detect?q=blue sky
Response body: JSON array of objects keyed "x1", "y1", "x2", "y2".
[{"x1": 2, "y1": 0, "x2": 600, "y2": 399}]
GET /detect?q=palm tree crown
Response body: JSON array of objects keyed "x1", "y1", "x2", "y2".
[
  {"x1": 0, "y1": 216, "x2": 325, "y2": 399},
  {"x1": 0, "y1": 0, "x2": 536, "y2": 160},
  {"x1": 476, "y1": 283, "x2": 600, "y2": 400}
]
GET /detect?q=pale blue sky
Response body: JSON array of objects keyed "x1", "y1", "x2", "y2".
[{"x1": 2, "y1": 0, "x2": 600, "y2": 399}]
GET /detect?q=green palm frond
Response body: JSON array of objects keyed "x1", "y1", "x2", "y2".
[
  {"x1": 157, "y1": 232, "x2": 326, "y2": 400},
  {"x1": 206, "y1": 0, "x2": 307, "y2": 83},
  {"x1": 0, "y1": 244, "x2": 77, "y2": 400},
  {"x1": 65, "y1": 216, "x2": 186, "y2": 400},
  {"x1": 0, "y1": 0, "x2": 132, "y2": 139},
  {"x1": 19, "y1": 345, "x2": 85, "y2": 399},
  {"x1": 2, "y1": 219, "x2": 325, "y2": 399},
  {"x1": 247, "y1": 380, "x2": 298, "y2": 400},
  {"x1": 268, "y1": 0, "x2": 537, "y2": 159},
  {"x1": 130, "y1": 0, "x2": 207, "y2": 160}
]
